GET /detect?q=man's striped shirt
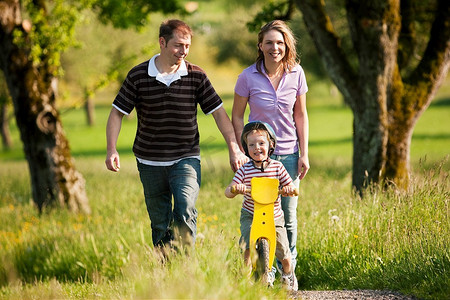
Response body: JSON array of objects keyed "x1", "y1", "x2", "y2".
[{"x1": 113, "y1": 60, "x2": 222, "y2": 162}]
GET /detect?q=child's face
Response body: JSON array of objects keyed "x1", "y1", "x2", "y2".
[{"x1": 246, "y1": 130, "x2": 270, "y2": 162}]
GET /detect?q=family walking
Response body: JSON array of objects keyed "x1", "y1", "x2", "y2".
[{"x1": 105, "y1": 18, "x2": 309, "y2": 291}]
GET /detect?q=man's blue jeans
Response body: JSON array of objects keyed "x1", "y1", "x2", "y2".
[
  {"x1": 137, "y1": 158, "x2": 201, "y2": 247},
  {"x1": 271, "y1": 152, "x2": 299, "y2": 271}
]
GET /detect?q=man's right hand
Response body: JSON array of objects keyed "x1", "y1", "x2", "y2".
[
  {"x1": 105, "y1": 107, "x2": 125, "y2": 172},
  {"x1": 105, "y1": 150, "x2": 120, "y2": 172}
]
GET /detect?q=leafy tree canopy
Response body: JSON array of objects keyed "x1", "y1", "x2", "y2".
[{"x1": 15, "y1": 0, "x2": 185, "y2": 76}]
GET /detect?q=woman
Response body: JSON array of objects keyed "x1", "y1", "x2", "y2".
[{"x1": 232, "y1": 20, "x2": 310, "y2": 274}]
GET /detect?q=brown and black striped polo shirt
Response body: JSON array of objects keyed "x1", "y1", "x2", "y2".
[{"x1": 113, "y1": 60, "x2": 222, "y2": 162}]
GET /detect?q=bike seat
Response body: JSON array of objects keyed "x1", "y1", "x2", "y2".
[{"x1": 251, "y1": 177, "x2": 279, "y2": 204}]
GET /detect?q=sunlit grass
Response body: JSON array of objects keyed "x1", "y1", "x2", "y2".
[
  {"x1": 298, "y1": 158, "x2": 449, "y2": 297},
  {"x1": 1, "y1": 77, "x2": 449, "y2": 298},
  {"x1": 1, "y1": 153, "x2": 449, "y2": 299},
  {"x1": 1, "y1": 19, "x2": 449, "y2": 299}
]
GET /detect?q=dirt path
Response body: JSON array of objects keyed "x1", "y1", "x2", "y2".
[{"x1": 291, "y1": 290, "x2": 417, "y2": 299}]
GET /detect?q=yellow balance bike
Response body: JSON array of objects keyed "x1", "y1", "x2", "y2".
[{"x1": 232, "y1": 177, "x2": 298, "y2": 285}]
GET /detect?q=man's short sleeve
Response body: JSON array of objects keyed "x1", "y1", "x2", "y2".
[
  {"x1": 193, "y1": 66, "x2": 223, "y2": 115},
  {"x1": 113, "y1": 70, "x2": 139, "y2": 114}
]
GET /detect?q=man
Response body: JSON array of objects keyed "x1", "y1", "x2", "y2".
[{"x1": 105, "y1": 19, "x2": 247, "y2": 248}]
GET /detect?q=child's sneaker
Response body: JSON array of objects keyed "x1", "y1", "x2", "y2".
[
  {"x1": 281, "y1": 272, "x2": 298, "y2": 291},
  {"x1": 266, "y1": 271, "x2": 275, "y2": 287}
]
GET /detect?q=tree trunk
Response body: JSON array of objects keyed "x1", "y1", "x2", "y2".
[
  {"x1": 296, "y1": 0, "x2": 449, "y2": 193},
  {"x1": 0, "y1": 102, "x2": 12, "y2": 150},
  {"x1": 349, "y1": 0, "x2": 400, "y2": 191},
  {"x1": 85, "y1": 96, "x2": 95, "y2": 126},
  {"x1": 352, "y1": 109, "x2": 387, "y2": 191},
  {"x1": 384, "y1": 121, "x2": 412, "y2": 189},
  {"x1": 297, "y1": 0, "x2": 399, "y2": 191},
  {"x1": 381, "y1": 67, "x2": 413, "y2": 190},
  {"x1": 0, "y1": 0, "x2": 90, "y2": 213},
  {"x1": 383, "y1": 0, "x2": 450, "y2": 189}
]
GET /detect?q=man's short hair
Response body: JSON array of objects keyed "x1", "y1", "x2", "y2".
[{"x1": 159, "y1": 19, "x2": 193, "y2": 43}]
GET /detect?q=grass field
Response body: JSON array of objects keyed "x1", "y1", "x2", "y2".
[{"x1": 0, "y1": 88, "x2": 449, "y2": 299}]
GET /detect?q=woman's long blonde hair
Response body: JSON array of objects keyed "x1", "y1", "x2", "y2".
[{"x1": 255, "y1": 20, "x2": 298, "y2": 75}]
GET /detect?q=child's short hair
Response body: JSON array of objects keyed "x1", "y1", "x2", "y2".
[{"x1": 242, "y1": 128, "x2": 272, "y2": 146}]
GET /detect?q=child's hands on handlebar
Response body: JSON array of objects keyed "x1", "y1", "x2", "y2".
[
  {"x1": 230, "y1": 184, "x2": 248, "y2": 195},
  {"x1": 281, "y1": 185, "x2": 298, "y2": 197},
  {"x1": 226, "y1": 183, "x2": 298, "y2": 198},
  {"x1": 225, "y1": 184, "x2": 250, "y2": 198}
]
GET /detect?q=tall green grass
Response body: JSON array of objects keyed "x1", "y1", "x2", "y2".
[
  {"x1": 298, "y1": 158, "x2": 449, "y2": 297},
  {"x1": 0, "y1": 155, "x2": 449, "y2": 299},
  {"x1": 1, "y1": 97, "x2": 449, "y2": 298}
]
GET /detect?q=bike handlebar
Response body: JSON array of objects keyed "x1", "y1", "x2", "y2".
[{"x1": 230, "y1": 185, "x2": 299, "y2": 196}]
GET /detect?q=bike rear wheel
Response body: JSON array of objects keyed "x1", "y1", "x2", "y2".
[{"x1": 255, "y1": 238, "x2": 271, "y2": 285}]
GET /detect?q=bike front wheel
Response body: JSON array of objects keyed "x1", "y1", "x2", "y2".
[{"x1": 255, "y1": 238, "x2": 271, "y2": 285}]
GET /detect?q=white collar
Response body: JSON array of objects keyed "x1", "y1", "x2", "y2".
[{"x1": 148, "y1": 54, "x2": 188, "y2": 86}]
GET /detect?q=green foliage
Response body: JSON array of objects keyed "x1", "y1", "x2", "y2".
[
  {"x1": 59, "y1": 13, "x2": 160, "y2": 105},
  {"x1": 11, "y1": 0, "x2": 183, "y2": 77},
  {"x1": 246, "y1": 0, "x2": 293, "y2": 32},
  {"x1": 15, "y1": 0, "x2": 89, "y2": 76},
  {"x1": 208, "y1": 12, "x2": 257, "y2": 66},
  {"x1": 92, "y1": 0, "x2": 185, "y2": 30},
  {"x1": 83, "y1": 48, "x2": 137, "y2": 100}
]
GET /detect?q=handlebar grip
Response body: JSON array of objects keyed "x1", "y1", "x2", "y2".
[
  {"x1": 230, "y1": 186, "x2": 237, "y2": 194},
  {"x1": 231, "y1": 186, "x2": 251, "y2": 194}
]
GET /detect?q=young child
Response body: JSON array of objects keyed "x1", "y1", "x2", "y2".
[{"x1": 224, "y1": 121, "x2": 298, "y2": 291}]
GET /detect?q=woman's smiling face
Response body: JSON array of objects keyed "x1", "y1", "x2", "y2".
[{"x1": 259, "y1": 29, "x2": 286, "y2": 64}]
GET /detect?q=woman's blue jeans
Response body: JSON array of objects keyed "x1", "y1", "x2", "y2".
[
  {"x1": 137, "y1": 158, "x2": 201, "y2": 247},
  {"x1": 271, "y1": 152, "x2": 299, "y2": 272}
]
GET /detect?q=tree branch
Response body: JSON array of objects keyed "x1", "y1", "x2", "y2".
[
  {"x1": 345, "y1": 0, "x2": 360, "y2": 55},
  {"x1": 246, "y1": 0, "x2": 296, "y2": 32},
  {"x1": 295, "y1": 0, "x2": 358, "y2": 110},
  {"x1": 0, "y1": 0, "x2": 24, "y2": 85},
  {"x1": 397, "y1": 0, "x2": 416, "y2": 70},
  {"x1": 407, "y1": 0, "x2": 450, "y2": 110}
]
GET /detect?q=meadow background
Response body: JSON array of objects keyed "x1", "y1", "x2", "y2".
[{"x1": 1, "y1": 1, "x2": 449, "y2": 299}]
